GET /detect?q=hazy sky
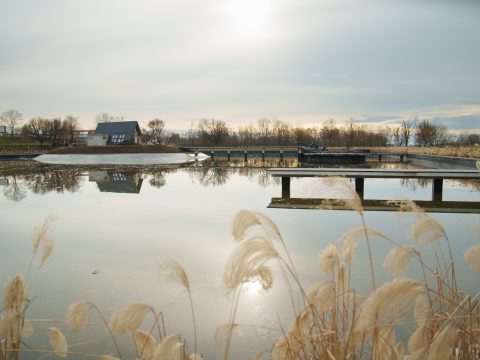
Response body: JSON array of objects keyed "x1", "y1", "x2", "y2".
[{"x1": 1, "y1": 0, "x2": 479, "y2": 130}]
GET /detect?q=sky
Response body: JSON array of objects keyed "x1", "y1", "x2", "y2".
[{"x1": 1, "y1": 0, "x2": 479, "y2": 131}]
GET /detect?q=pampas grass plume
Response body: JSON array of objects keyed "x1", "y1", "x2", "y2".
[
  {"x1": 384, "y1": 246, "x2": 415, "y2": 277},
  {"x1": 306, "y1": 281, "x2": 336, "y2": 311},
  {"x1": 412, "y1": 216, "x2": 446, "y2": 244},
  {"x1": 464, "y1": 244, "x2": 480, "y2": 271},
  {"x1": 40, "y1": 239, "x2": 55, "y2": 268},
  {"x1": 318, "y1": 244, "x2": 339, "y2": 273},
  {"x1": 339, "y1": 226, "x2": 389, "y2": 263},
  {"x1": 109, "y1": 303, "x2": 150, "y2": 334},
  {"x1": 154, "y1": 334, "x2": 183, "y2": 360},
  {"x1": 65, "y1": 301, "x2": 89, "y2": 332},
  {"x1": 98, "y1": 356, "x2": 119, "y2": 360},
  {"x1": 355, "y1": 278, "x2": 423, "y2": 334},
  {"x1": 231, "y1": 210, "x2": 282, "y2": 242},
  {"x1": 33, "y1": 216, "x2": 55, "y2": 253},
  {"x1": 223, "y1": 236, "x2": 278, "y2": 291},
  {"x1": 159, "y1": 259, "x2": 190, "y2": 290},
  {"x1": 408, "y1": 321, "x2": 428, "y2": 354},
  {"x1": 4, "y1": 273, "x2": 27, "y2": 312},
  {"x1": 48, "y1": 327, "x2": 68, "y2": 357},
  {"x1": 134, "y1": 329, "x2": 158, "y2": 360},
  {"x1": 428, "y1": 324, "x2": 456, "y2": 360}
]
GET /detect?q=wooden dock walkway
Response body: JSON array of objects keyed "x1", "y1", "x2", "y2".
[{"x1": 267, "y1": 167, "x2": 480, "y2": 205}]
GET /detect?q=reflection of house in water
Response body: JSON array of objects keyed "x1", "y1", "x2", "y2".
[{"x1": 89, "y1": 171, "x2": 143, "y2": 193}]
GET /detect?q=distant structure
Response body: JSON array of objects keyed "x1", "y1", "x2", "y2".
[
  {"x1": 0, "y1": 126, "x2": 6, "y2": 136},
  {"x1": 87, "y1": 121, "x2": 142, "y2": 146},
  {"x1": 89, "y1": 171, "x2": 143, "y2": 193}
]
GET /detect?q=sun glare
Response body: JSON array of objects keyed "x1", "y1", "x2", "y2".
[
  {"x1": 245, "y1": 278, "x2": 264, "y2": 295},
  {"x1": 224, "y1": 0, "x2": 274, "y2": 45}
]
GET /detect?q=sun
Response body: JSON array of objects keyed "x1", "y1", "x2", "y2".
[{"x1": 224, "y1": 0, "x2": 274, "y2": 45}]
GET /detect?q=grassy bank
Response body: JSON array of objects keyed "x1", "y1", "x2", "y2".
[{"x1": 369, "y1": 146, "x2": 480, "y2": 159}]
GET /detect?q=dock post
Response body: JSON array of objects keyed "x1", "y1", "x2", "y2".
[
  {"x1": 210, "y1": 150, "x2": 214, "y2": 160},
  {"x1": 379, "y1": 154, "x2": 382, "y2": 162},
  {"x1": 262, "y1": 150, "x2": 265, "y2": 161},
  {"x1": 297, "y1": 147, "x2": 302, "y2": 162},
  {"x1": 432, "y1": 178, "x2": 443, "y2": 202},
  {"x1": 244, "y1": 150, "x2": 248, "y2": 162},
  {"x1": 280, "y1": 149, "x2": 284, "y2": 161},
  {"x1": 227, "y1": 150, "x2": 231, "y2": 161},
  {"x1": 281, "y1": 177, "x2": 291, "y2": 198},
  {"x1": 399, "y1": 154, "x2": 403, "y2": 162},
  {"x1": 195, "y1": 151, "x2": 198, "y2": 162},
  {"x1": 355, "y1": 178, "x2": 365, "y2": 199}
]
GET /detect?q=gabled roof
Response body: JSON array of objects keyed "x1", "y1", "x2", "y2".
[{"x1": 95, "y1": 121, "x2": 141, "y2": 144}]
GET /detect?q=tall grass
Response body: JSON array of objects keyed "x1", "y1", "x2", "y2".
[{"x1": 1, "y1": 180, "x2": 479, "y2": 359}]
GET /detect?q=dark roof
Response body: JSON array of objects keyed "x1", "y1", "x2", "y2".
[
  {"x1": 95, "y1": 121, "x2": 141, "y2": 145},
  {"x1": 96, "y1": 172, "x2": 143, "y2": 193}
]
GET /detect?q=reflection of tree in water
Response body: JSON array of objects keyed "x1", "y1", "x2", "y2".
[
  {"x1": 400, "y1": 178, "x2": 429, "y2": 191},
  {"x1": 187, "y1": 167, "x2": 231, "y2": 187},
  {"x1": 2, "y1": 175, "x2": 27, "y2": 202},
  {"x1": 23, "y1": 169, "x2": 84, "y2": 194},
  {"x1": 149, "y1": 171, "x2": 166, "y2": 188}
]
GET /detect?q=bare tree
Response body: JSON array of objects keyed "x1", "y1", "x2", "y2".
[
  {"x1": 22, "y1": 117, "x2": 53, "y2": 145},
  {"x1": 401, "y1": 119, "x2": 415, "y2": 147},
  {"x1": 95, "y1": 113, "x2": 124, "y2": 124},
  {"x1": 257, "y1": 118, "x2": 271, "y2": 146},
  {"x1": 1, "y1": 109, "x2": 23, "y2": 137},
  {"x1": 60, "y1": 116, "x2": 79, "y2": 146},
  {"x1": 198, "y1": 119, "x2": 229, "y2": 146},
  {"x1": 147, "y1": 118, "x2": 165, "y2": 143}
]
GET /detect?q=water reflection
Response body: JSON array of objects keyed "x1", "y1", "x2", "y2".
[
  {"x1": 90, "y1": 171, "x2": 143, "y2": 194},
  {"x1": 1, "y1": 159, "x2": 479, "y2": 201}
]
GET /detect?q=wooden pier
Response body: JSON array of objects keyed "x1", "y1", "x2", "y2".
[{"x1": 267, "y1": 168, "x2": 480, "y2": 209}]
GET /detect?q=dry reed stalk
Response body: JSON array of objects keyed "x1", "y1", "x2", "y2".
[
  {"x1": 408, "y1": 320, "x2": 428, "y2": 354},
  {"x1": 32, "y1": 215, "x2": 55, "y2": 253},
  {"x1": 39, "y1": 239, "x2": 55, "y2": 268},
  {"x1": 384, "y1": 246, "x2": 416, "y2": 277},
  {"x1": 464, "y1": 244, "x2": 480, "y2": 272},
  {"x1": 159, "y1": 259, "x2": 198, "y2": 354},
  {"x1": 98, "y1": 356, "x2": 120, "y2": 360},
  {"x1": 48, "y1": 327, "x2": 68, "y2": 357}
]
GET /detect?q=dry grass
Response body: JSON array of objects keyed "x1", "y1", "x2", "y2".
[
  {"x1": 1, "y1": 186, "x2": 480, "y2": 359},
  {"x1": 369, "y1": 146, "x2": 480, "y2": 159}
]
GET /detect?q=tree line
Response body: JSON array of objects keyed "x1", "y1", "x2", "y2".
[{"x1": 1, "y1": 109, "x2": 479, "y2": 148}]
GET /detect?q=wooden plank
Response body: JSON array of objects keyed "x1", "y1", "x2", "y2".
[
  {"x1": 267, "y1": 168, "x2": 480, "y2": 179},
  {"x1": 268, "y1": 197, "x2": 480, "y2": 213}
]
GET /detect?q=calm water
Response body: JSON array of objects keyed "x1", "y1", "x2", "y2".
[{"x1": 1, "y1": 158, "x2": 479, "y2": 359}]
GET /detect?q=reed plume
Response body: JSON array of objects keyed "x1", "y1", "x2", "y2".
[
  {"x1": 408, "y1": 320, "x2": 428, "y2": 354},
  {"x1": 318, "y1": 244, "x2": 339, "y2": 274},
  {"x1": 159, "y1": 259, "x2": 190, "y2": 290},
  {"x1": 65, "y1": 301, "x2": 89, "y2": 332},
  {"x1": 412, "y1": 216, "x2": 446, "y2": 244},
  {"x1": 339, "y1": 226, "x2": 390, "y2": 263},
  {"x1": 384, "y1": 246, "x2": 416, "y2": 277},
  {"x1": 32, "y1": 215, "x2": 55, "y2": 253},
  {"x1": 98, "y1": 356, "x2": 120, "y2": 360},
  {"x1": 134, "y1": 329, "x2": 158, "y2": 360},
  {"x1": 109, "y1": 303, "x2": 150, "y2": 334},
  {"x1": 231, "y1": 210, "x2": 282, "y2": 243},
  {"x1": 354, "y1": 278, "x2": 423, "y2": 336},
  {"x1": 154, "y1": 334, "x2": 183, "y2": 360},
  {"x1": 306, "y1": 281, "x2": 336, "y2": 312},
  {"x1": 317, "y1": 177, "x2": 363, "y2": 214},
  {"x1": 428, "y1": 324, "x2": 456, "y2": 360},
  {"x1": 48, "y1": 327, "x2": 68, "y2": 357},
  {"x1": 3, "y1": 273, "x2": 27, "y2": 312},
  {"x1": 39, "y1": 239, "x2": 55, "y2": 268},
  {"x1": 223, "y1": 236, "x2": 279, "y2": 292},
  {"x1": 464, "y1": 244, "x2": 480, "y2": 271}
]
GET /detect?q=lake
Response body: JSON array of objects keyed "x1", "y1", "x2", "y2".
[{"x1": 1, "y1": 158, "x2": 479, "y2": 359}]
